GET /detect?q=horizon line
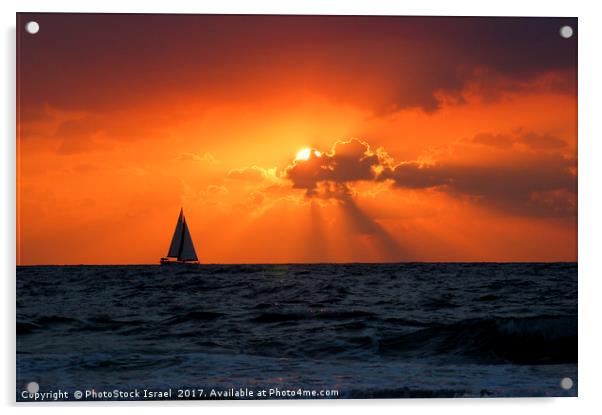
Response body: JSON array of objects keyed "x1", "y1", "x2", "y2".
[{"x1": 16, "y1": 260, "x2": 578, "y2": 266}]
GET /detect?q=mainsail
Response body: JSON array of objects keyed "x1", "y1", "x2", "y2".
[{"x1": 166, "y1": 208, "x2": 198, "y2": 262}]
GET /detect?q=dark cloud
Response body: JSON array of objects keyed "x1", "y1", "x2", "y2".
[
  {"x1": 286, "y1": 134, "x2": 576, "y2": 218},
  {"x1": 472, "y1": 132, "x2": 515, "y2": 149},
  {"x1": 521, "y1": 132, "x2": 568, "y2": 150},
  {"x1": 286, "y1": 139, "x2": 383, "y2": 194},
  {"x1": 18, "y1": 14, "x2": 577, "y2": 115},
  {"x1": 379, "y1": 154, "x2": 576, "y2": 217}
]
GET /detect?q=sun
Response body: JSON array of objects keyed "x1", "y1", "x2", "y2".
[
  {"x1": 295, "y1": 148, "x2": 311, "y2": 161},
  {"x1": 295, "y1": 148, "x2": 321, "y2": 161}
]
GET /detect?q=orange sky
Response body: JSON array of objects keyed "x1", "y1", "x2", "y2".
[{"x1": 17, "y1": 14, "x2": 577, "y2": 264}]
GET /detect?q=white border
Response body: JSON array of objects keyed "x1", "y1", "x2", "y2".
[{"x1": 3, "y1": 1, "x2": 601, "y2": 414}]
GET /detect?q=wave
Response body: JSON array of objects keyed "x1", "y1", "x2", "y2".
[
  {"x1": 378, "y1": 315, "x2": 577, "y2": 364},
  {"x1": 35, "y1": 315, "x2": 80, "y2": 325},
  {"x1": 18, "y1": 315, "x2": 152, "y2": 334},
  {"x1": 17, "y1": 315, "x2": 81, "y2": 334},
  {"x1": 161, "y1": 311, "x2": 224, "y2": 325},
  {"x1": 16, "y1": 322, "x2": 40, "y2": 335},
  {"x1": 252, "y1": 312, "x2": 308, "y2": 323},
  {"x1": 316, "y1": 310, "x2": 376, "y2": 320},
  {"x1": 18, "y1": 311, "x2": 576, "y2": 366},
  {"x1": 77, "y1": 316, "x2": 147, "y2": 333},
  {"x1": 251, "y1": 309, "x2": 376, "y2": 324}
]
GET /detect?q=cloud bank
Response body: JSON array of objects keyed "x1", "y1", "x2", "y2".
[{"x1": 285, "y1": 133, "x2": 576, "y2": 218}]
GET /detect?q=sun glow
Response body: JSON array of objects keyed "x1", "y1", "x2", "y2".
[
  {"x1": 295, "y1": 148, "x2": 311, "y2": 161},
  {"x1": 295, "y1": 148, "x2": 321, "y2": 161}
]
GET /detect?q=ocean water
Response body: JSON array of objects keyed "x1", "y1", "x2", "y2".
[{"x1": 16, "y1": 263, "x2": 577, "y2": 400}]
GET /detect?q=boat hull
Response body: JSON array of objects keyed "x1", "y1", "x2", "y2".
[{"x1": 160, "y1": 257, "x2": 199, "y2": 265}]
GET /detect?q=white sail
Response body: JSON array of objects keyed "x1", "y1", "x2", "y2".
[
  {"x1": 167, "y1": 209, "x2": 184, "y2": 257},
  {"x1": 178, "y1": 219, "x2": 198, "y2": 261}
]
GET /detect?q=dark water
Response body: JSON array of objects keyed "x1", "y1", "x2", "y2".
[{"x1": 17, "y1": 263, "x2": 577, "y2": 400}]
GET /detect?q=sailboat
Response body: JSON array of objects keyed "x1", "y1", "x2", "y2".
[{"x1": 160, "y1": 208, "x2": 199, "y2": 265}]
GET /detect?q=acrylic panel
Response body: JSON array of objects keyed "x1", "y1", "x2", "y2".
[{"x1": 16, "y1": 13, "x2": 577, "y2": 401}]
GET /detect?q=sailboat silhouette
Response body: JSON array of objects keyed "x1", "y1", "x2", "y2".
[{"x1": 160, "y1": 208, "x2": 199, "y2": 264}]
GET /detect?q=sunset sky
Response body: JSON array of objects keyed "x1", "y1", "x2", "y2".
[{"x1": 17, "y1": 14, "x2": 577, "y2": 264}]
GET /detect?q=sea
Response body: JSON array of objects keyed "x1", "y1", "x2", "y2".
[{"x1": 16, "y1": 263, "x2": 577, "y2": 400}]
